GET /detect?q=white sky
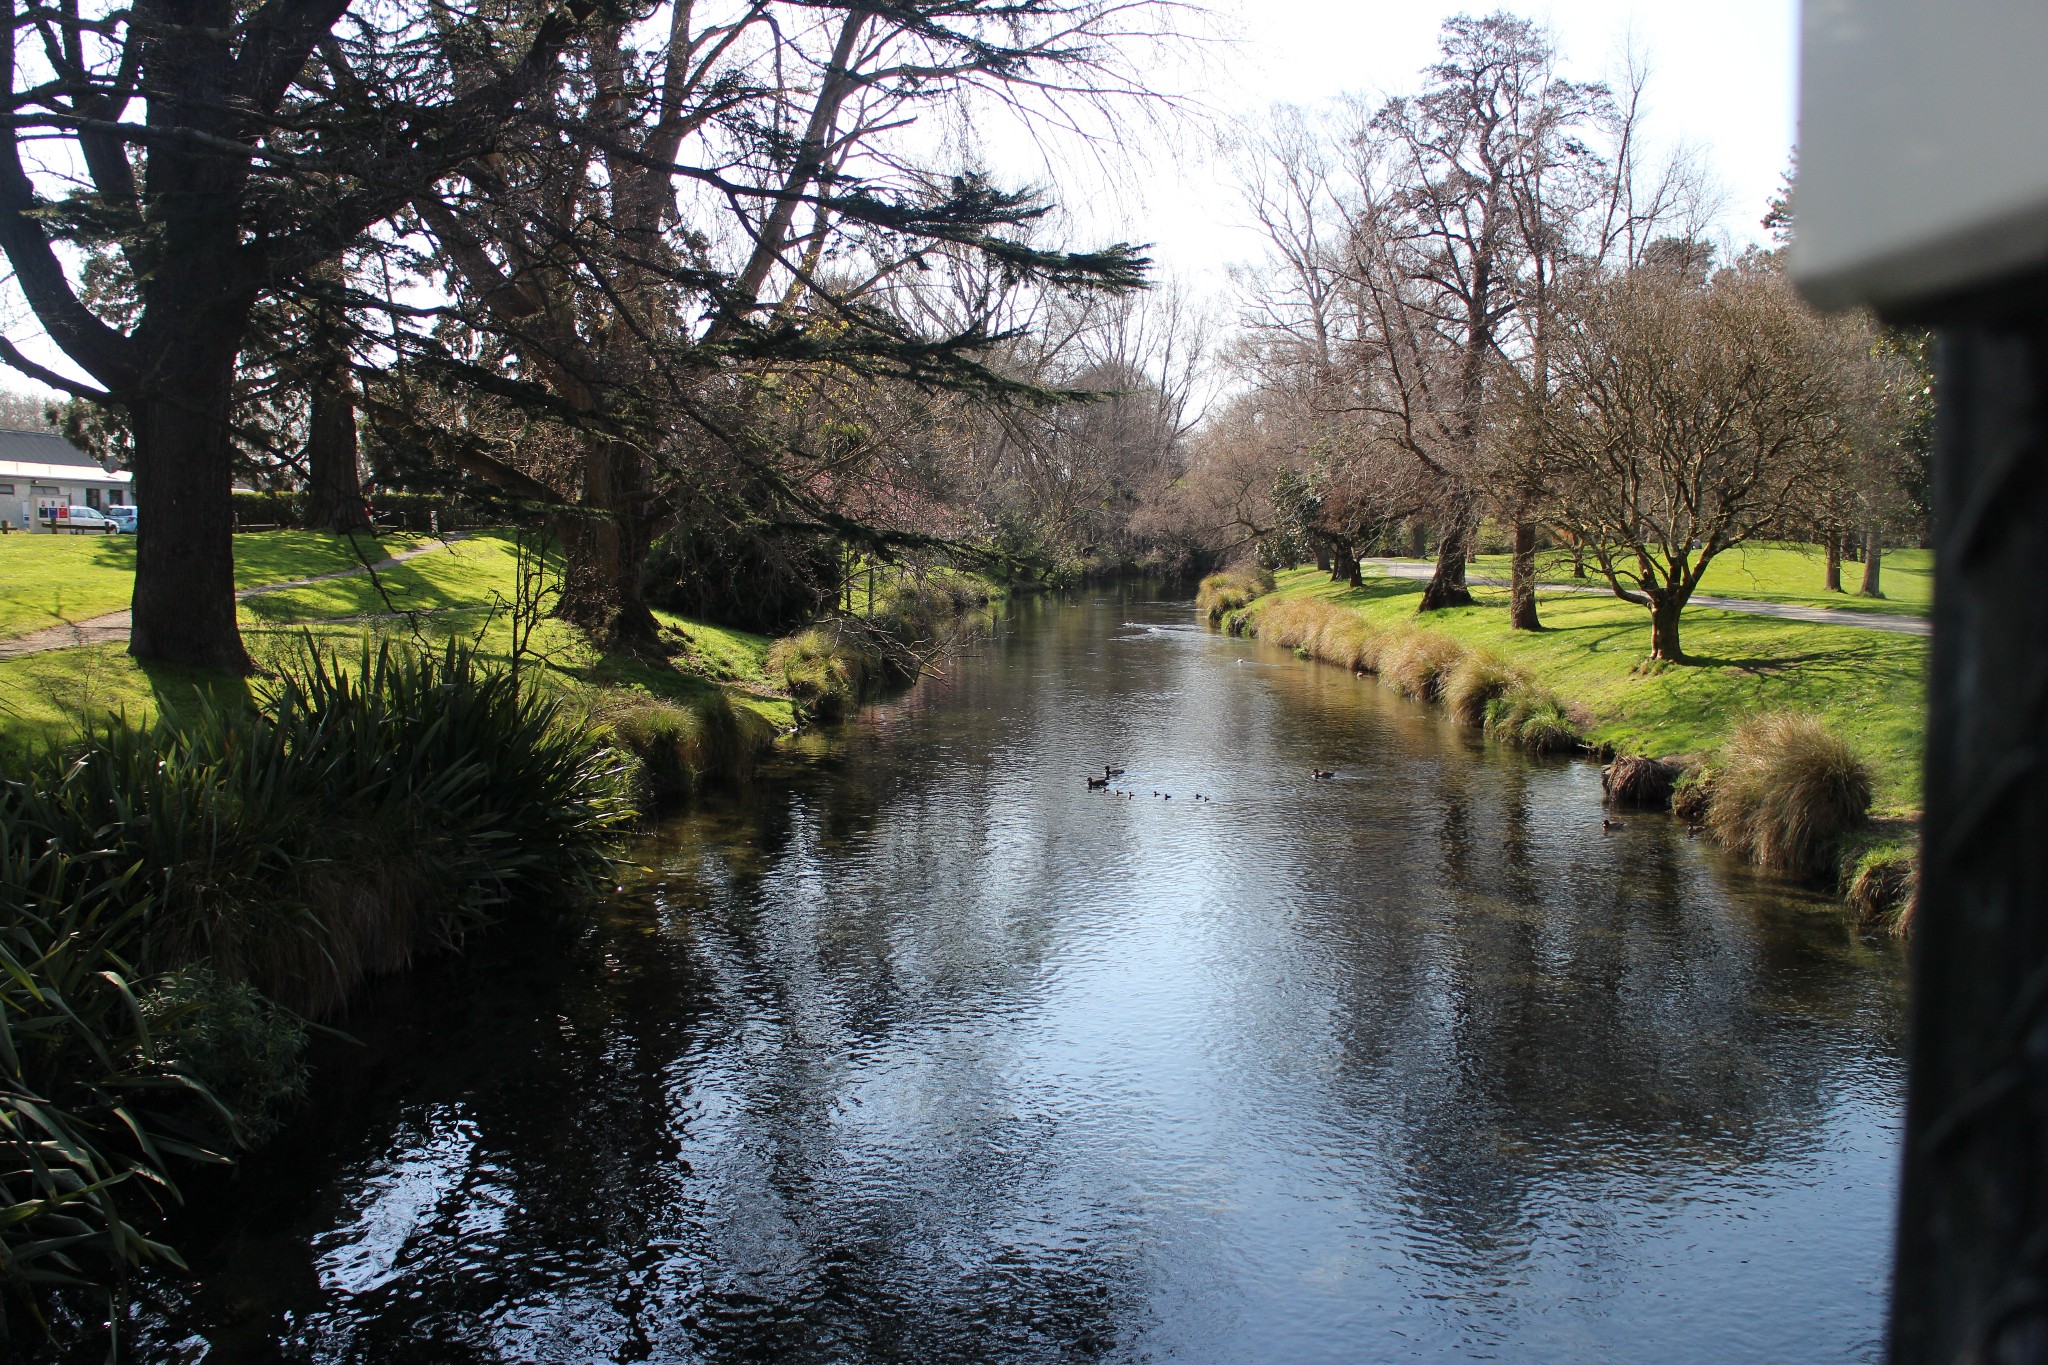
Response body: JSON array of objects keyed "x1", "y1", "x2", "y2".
[
  {"x1": 1042, "y1": 0, "x2": 1799, "y2": 296},
  {"x1": 0, "y1": 1, "x2": 1799, "y2": 399}
]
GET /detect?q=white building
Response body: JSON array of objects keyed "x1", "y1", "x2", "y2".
[{"x1": 0, "y1": 429, "x2": 132, "y2": 530}]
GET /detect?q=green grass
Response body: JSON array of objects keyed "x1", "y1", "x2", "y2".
[
  {"x1": 1252, "y1": 566, "x2": 1927, "y2": 813},
  {"x1": 0, "y1": 529, "x2": 430, "y2": 638},
  {"x1": 0, "y1": 530, "x2": 797, "y2": 749},
  {"x1": 1459, "y1": 541, "x2": 1933, "y2": 617}
]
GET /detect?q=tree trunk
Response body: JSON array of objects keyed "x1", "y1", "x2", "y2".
[
  {"x1": 1418, "y1": 507, "x2": 1475, "y2": 611},
  {"x1": 1647, "y1": 593, "x2": 1684, "y2": 662},
  {"x1": 1408, "y1": 522, "x2": 1426, "y2": 559},
  {"x1": 1858, "y1": 530, "x2": 1884, "y2": 597},
  {"x1": 1824, "y1": 532, "x2": 1844, "y2": 591},
  {"x1": 1886, "y1": 317, "x2": 2048, "y2": 1364},
  {"x1": 128, "y1": 348, "x2": 250, "y2": 671},
  {"x1": 1347, "y1": 554, "x2": 1363, "y2": 588},
  {"x1": 1313, "y1": 543, "x2": 1329, "y2": 573},
  {"x1": 1571, "y1": 539, "x2": 1587, "y2": 579},
  {"x1": 304, "y1": 364, "x2": 369, "y2": 534},
  {"x1": 557, "y1": 436, "x2": 661, "y2": 648},
  {"x1": 1509, "y1": 519, "x2": 1541, "y2": 630}
]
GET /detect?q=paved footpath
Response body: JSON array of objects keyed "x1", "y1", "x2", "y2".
[
  {"x1": 1360, "y1": 558, "x2": 1931, "y2": 637},
  {"x1": 0, "y1": 534, "x2": 471, "y2": 660}
]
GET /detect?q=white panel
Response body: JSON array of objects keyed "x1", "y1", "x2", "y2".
[{"x1": 1792, "y1": 0, "x2": 2048, "y2": 311}]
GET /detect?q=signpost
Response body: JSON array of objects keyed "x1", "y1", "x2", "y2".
[{"x1": 1793, "y1": 5, "x2": 2048, "y2": 1361}]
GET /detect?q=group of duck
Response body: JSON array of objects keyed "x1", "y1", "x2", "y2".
[{"x1": 1085, "y1": 764, "x2": 1332, "y2": 799}]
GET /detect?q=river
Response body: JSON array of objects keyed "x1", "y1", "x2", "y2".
[{"x1": 123, "y1": 589, "x2": 1907, "y2": 1362}]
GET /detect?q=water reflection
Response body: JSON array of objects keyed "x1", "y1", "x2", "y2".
[{"x1": 115, "y1": 588, "x2": 1903, "y2": 1363}]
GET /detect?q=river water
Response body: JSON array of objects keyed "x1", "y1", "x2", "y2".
[{"x1": 124, "y1": 590, "x2": 1906, "y2": 1362}]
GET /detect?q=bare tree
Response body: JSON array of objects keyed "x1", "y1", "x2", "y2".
[{"x1": 1517, "y1": 255, "x2": 1862, "y2": 662}]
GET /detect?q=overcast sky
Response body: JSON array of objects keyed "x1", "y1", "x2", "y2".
[{"x1": 1040, "y1": 0, "x2": 1799, "y2": 295}]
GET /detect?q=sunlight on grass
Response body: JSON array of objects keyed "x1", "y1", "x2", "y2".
[{"x1": 1261, "y1": 566, "x2": 1927, "y2": 812}]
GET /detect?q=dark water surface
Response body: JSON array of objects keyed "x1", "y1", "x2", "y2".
[{"x1": 127, "y1": 590, "x2": 1905, "y2": 1362}]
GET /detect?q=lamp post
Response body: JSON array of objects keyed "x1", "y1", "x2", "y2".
[{"x1": 1793, "y1": 5, "x2": 2048, "y2": 1361}]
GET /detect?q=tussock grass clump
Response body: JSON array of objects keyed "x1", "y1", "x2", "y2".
[
  {"x1": 1843, "y1": 840, "x2": 1919, "y2": 936},
  {"x1": 1196, "y1": 564, "x2": 1275, "y2": 625},
  {"x1": 1379, "y1": 629, "x2": 1465, "y2": 702},
  {"x1": 1704, "y1": 712, "x2": 1873, "y2": 874},
  {"x1": 767, "y1": 622, "x2": 881, "y2": 722},
  {"x1": 1444, "y1": 651, "x2": 1520, "y2": 727},
  {"x1": 603, "y1": 691, "x2": 770, "y2": 801},
  {"x1": 1251, "y1": 597, "x2": 1378, "y2": 671},
  {"x1": 1602, "y1": 755, "x2": 1681, "y2": 808},
  {"x1": 1483, "y1": 685, "x2": 1582, "y2": 753}
]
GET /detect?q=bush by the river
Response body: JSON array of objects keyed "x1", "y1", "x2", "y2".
[
  {"x1": 768, "y1": 575, "x2": 990, "y2": 722},
  {"x1": 1196, "y1": 565, "x2": 1275, "y2": 627},
  {"x1": 0, "y1": 639, "x2": 630, "y2": 1341},
  {"x1": 1703, "y1": 712, "x2": 1874, "y2": 875},
  {"x1": 602, "y1": 690, "x2": 775, "y2": 803},
  {"x1": 1843, "y1": 838, "x2": 1919, "y2": 937}
]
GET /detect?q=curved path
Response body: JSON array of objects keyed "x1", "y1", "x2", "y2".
[
  {"x1": 1360, "y1": 557, "x2": 1931, "y2": 637},
  {"x1": 0, "y1": 534, "x2": 471, "y2": 660}
]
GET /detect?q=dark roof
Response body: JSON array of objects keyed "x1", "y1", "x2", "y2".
[{"x1": 0, "y1": 429, "x2": 98, "y2": 469}]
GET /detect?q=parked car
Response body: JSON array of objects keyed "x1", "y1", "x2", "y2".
[
  {"x1": 103, "y1": 504, "x2": 137, "y2": 533},
  {"x1": 39, "y1": 505, "x2": 117, "y2": 534}
]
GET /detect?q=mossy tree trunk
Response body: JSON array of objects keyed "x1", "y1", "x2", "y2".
[
  {"x1": 1858, "y1": 529, "x2": 1884, "y2": 597},
  {"x1": 1418, "y1": 505, "x2": 1475, "y2": 611},
  {"x1": 1509, "y1": 519, "x2": 1540, "y2": 630}
]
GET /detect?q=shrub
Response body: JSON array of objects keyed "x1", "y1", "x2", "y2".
[
  {"x1": 1196, "y1": 564, "x2": 1275, "y2": 625},
  {"x1": 1705, "y1": 712, "x2": 1874, "y2": 874},
  {"x1": 1379, "y1": 629, "x2": 1465, "y2": 702},
  {"x1": 1602, "y1": 755, "x2": 1680, "y2": 808},
  {"x1": 1444, "y1": 651, "x2": 1520, "y2": 727},
  {"x1": 1483, "y1": 685, "x2": 1581, "y2": 753},
  {"x1": 1671, "y1": 765, "x2": 1715, "y2": 824},
  {"x1": 1843, "y1": 841, "x2": 1919, "y2": 936},
  {"x1": 0, "y1": 638, "x2": 634, "y2": 1341},
  {"x1": 602, "y1": 691, "x2": 768, "y2": 802},
  {"x1": 0, "y1": 837, "x2": 227, "y2": 1335},
  {"x1": 767, "y1": 623, "x2": 878, "y2": 722},
  {"x1": 142, "y1": 967, "x2": 308, "y2": 1145}
]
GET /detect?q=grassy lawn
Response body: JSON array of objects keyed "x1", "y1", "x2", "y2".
[
  {"x1": 1456, "y1": 541, "x2": 1934, "y2": 617},
  {"x1": 0, "y1": 529, "x2": 432, "y2": 639},
  {"x1": 1256, "y1": 566, "x2": 1928, "y2": 813},
  {"x1": 0, "y1": 529, "x2": 798, "y2": 749}
]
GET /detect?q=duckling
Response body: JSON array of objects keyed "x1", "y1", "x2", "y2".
[{"x1": 1087, "y1": 775, "x2": 1109, "y2": 789}]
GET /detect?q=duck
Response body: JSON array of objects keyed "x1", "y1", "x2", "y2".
[
  {"x1": 1105, "y1": 765, "x2": 1126, "y2": 778},
  {"x1": 1602, "y1": 817, "x2": 1618, "y2": 831},
  {"x1": 1311, "y1": 769, "x2": 1335, "y2": 781},
  {"x1": 1087, "y1": 775, "x2": 1109, "y2": 789}
]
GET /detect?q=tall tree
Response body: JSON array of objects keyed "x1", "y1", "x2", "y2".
[
  {"x1": 0, "y1": 0, "x2": 597, "y2": 668},
  {"x1": 399, "y1": 0, "x2": 1157, "y2": 646}
]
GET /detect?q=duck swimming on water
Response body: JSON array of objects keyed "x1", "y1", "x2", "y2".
[
  {"x1": 1087, "y1": 775, "x2": 1109, "y2": 789},
  {"x1": 1311, "y1": 769, "x2": 1335, "y2": 781},
  {"x1": 1105, "y1": 765, "x2": 1126, "y2": 778}
]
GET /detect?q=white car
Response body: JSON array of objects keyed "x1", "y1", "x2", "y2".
[{"x1": 41, "y1": 505, "x2": 117, "y2": 533}]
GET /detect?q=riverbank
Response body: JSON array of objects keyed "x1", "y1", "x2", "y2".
[
  {"x1": 0, "y1": 534, "x2": 998, "y2": 1348},
  {"x1": 1224, "y1": 566, "x2": 1926, "y2": 813}
]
